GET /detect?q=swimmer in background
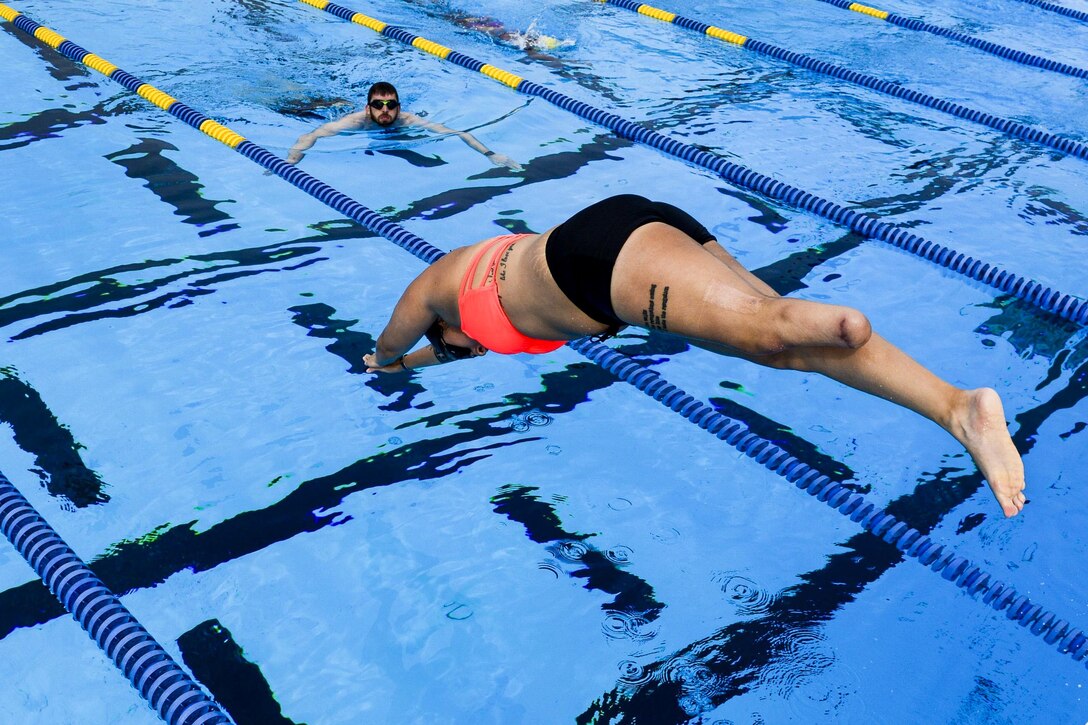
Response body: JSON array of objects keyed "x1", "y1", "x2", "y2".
[
  {"x1": 451, "y1": 13, "x2": 574, "y2": 52},
  {"x1": 286, "y1": 81, "x2": 523, "y2": 170}
]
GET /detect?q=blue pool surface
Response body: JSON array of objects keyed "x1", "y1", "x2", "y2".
[{"x1": 1, "y1": 0, "x2": 1088, "y2": 721}]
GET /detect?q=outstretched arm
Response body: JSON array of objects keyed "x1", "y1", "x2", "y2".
[
  {"x1": 286, "y1": 112, "x2": 368, "y2": 164},
  {"x1": 401, "y1": 112, "x2": 523, "y2": 170},
  {"x1": 363, "y1": 264, "x2": 464, "y2": 374},
  {"x1": 365, "y1": 345, "x2": 448, "y2": 373},
  {"x1": 367, "y1": 268, "x2": 440, "y2": 365}
]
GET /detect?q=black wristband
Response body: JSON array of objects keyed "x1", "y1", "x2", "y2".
[
  {"x1": 400, "y1": 356, "x2": 411, "y2": 371},
  {"x1": 484, "y1": 150, "x2": 496, "y2": 157}
]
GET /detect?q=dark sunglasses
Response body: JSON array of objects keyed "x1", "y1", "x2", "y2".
[{"x1": 368, "y1": 99, "x2": 400, "y2": 110}]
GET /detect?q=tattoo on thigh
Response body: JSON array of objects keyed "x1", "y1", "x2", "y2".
[{"x1": 642, "y1": 283, "x2": 670, "y2": 331}]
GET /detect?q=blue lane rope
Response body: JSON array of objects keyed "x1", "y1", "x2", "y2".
[
  {"x1": 292, "y1": 0, "x2": 1088, "y2": 326},
  {"x1": 568, "y1": 338, "x2": 1088, "y2": 669},
  {"x1": 0, "y1": 5, "x2": 448, "y2": 266},
  {"x1": 813, "y1": 0, "x2": 1088, "y2": 79},
  {"x1": 1013, "y1": 0, "x2": 1088, "y2": 23},
  {"x1": 4, "y1": 2, "x2": 1085, "y2": 672},
  {"x1": 595, "y1": 0, "x2": 1088, "y2": 161},
  {"x1": 0, "y1": 472, "x2": 232, "y2": 724}
]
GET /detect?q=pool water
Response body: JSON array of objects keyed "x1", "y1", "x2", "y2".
[{"x1": 1, "y1": 0, "x2": 1087, "y2": 722}]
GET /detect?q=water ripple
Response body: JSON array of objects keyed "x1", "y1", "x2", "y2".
[
  {"x1": 524, "y1": 410, "x2": 552, "y2": 427},
  {"x1": 615, "y1": 658, "x2": 653, "y2": 688},
  {"x1": 509, "y1": 409, "x2": 554, "y2": 432},
  {"x1": 760, "y1": 627, "x2": 836, "y2": 698},
  {"x1": 601, "y1": 610, "x2": 659, "y2": 642},
  {"x1": 537, "y1": 561, "x2": 562, "y2": 578},
  {"x1": 714, "y1": 572, "x2": 778, "y2": 615},
  {"x1": 604, "y1": 544, "x2": 634, "y2": 565},
  {"x1": 658, "y1": 654, "x2": 724, "y2": 715},
  {"x1": 554, "y1": 540, "x2": 589, "y2": 562}
]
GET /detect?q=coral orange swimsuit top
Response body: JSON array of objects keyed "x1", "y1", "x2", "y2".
[{"x1": 458, "y1": 234, "x2": 566, "y2": 355}]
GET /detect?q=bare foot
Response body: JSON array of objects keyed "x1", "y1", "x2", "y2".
[{"x1": 951, "y1": 388, "x2": 1026, "y2": 517}]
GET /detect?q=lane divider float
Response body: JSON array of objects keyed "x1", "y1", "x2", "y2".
[
  {"x1": 1, "y1": 1, "x2": 1083, "y2": 675},
  {"x1": 0, "y1": 471, "x2": 231, "y2": 725},
  {"x1": 1014, "y1": 0, "x2": 1088, "y2": 23},
  {"x1": 813, "y1": 0, "x2": 1087, "y2": 79},
  {"x1": 293, "y1": 0, "x2": 1088, "y2": 325},
  {"x1": 0, "y1": 4, "x2": 444, "y2": 265},
  {"x1": 592, "y1": 0, "x2": 1088, "y2": 161}
]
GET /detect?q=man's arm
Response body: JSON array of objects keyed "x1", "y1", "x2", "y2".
[
  {"x1": 286, "y1": 112, "x2": 368, "y2": 164},
  {"x1": 401, "y1": 112, "x2": 523, "y2": 171}
]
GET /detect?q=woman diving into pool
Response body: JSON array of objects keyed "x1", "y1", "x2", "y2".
[{"x1": 362, "y1": 194, "x2": 1027, "y2": 518}]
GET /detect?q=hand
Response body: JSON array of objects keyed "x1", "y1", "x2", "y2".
[
  {"x1": 364, "y1": 353, "x2": 408, "y2": 374},
  {"x1": 487, "y1": 152, "x2": 523, "y2": 171}
]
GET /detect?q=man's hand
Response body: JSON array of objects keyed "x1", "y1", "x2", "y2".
[{"x1": 487, "y1": 152, "x2": 523, "y2": 171}]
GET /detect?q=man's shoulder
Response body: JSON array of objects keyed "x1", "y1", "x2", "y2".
[{"x1": 343, "y1": 110, "x2": 371, "y2": 124}]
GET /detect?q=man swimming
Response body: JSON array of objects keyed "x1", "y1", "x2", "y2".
[{"x1": 285, "y1": 81, "x2": 522, "y2": 170}]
